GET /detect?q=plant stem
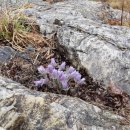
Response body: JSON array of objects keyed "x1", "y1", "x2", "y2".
[{"x1": 121, "y1": 0, "x2": 125, "y2": 26}]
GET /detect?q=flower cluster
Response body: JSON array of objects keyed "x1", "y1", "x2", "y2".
[{"x1": 34, "y1": 58, "x2": 85, "y2": 90}]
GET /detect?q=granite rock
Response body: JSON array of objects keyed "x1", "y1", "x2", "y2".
[
  {"x1": 0, "y1": 76, "x2": 130, "y2": 130},
  {"x1": 1, "y1": 0, "x2": 130, "y2": 95},
  {"x1": 31, "y1": 0, "x2": 130, "y2": 95}
]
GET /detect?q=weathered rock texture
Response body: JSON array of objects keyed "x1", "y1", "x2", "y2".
[
  {"x1": 19, "y1": 0, "x2": 130, "y2": 95},
  {"x1": 0, "y1": 76, "x2": 130, "y2": 130},
  {"x1": 1, "y1": 0, "x2": 130, "y2": 96}
]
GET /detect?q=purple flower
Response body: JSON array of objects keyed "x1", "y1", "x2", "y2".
[
  {"x1": 67, "y1": 66, "x2": 75, "y2": 74},
  {"x1": 61, "y1": 80, "x2": 68, "y2": 90},
  {"x1": 52, "y1": 69, "x2": 58, "y2": 78},
  {"x1": 57, "y1": 70, "x2": 64, "y2": 78},
  {"x1": 78, "y1": 78, "x2": 86, "y2": 84},
  {"x1": 69, "y1": 70, "x2": 77, "y2": 79},
  {"x1": 35, "y1": 59, "x2": 86, "y2": 90},
  {"x1": 47, "y1": 64, "x2": 54, "y2": 73},
  {"x1": 34, "y1": 78, "x2": 48, "y2": 87},
  {"x1": 34, "y1": 80, "x2": 42, "y2": 86},
  {"x1": 59, "y1": 62, "x2": 66, "y2": 70},
  {"x1": 74, "y1": 72, "x2": 81, "y2": 82},
  {"x1": 50, "y1": 58, "x2": 57, "y2": 66},
  {"x1": 60, "y1": 73, "x2": 67, "y2": 81},
  {"x1": 37, "y1": 66, "x2": 46, "y2": 74}
]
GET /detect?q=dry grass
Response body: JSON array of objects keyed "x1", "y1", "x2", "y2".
[
  {"x1": 108, "y1": 0, "x2": 130, "y2": 27},
  {"x1": 0, "y1": 4, "x2": 52, "y2": 52},
  {"x1": 0, "y1": 10, "x2": 29, "y2": 51},
  {"x1": 106, "y1": 0, "x2": 130, "y2": 12},
  {"x1": 99, "y1": 0, "x2": 130, "y2": 27}
]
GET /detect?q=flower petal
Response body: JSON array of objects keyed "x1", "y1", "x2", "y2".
[
  {"x1": 34, "y1": 78, "x2": 48, "y2": 87},
  {"x1": 50, "y1": 58, "x2": 57, "y2": 66},
  {"x1": 37, "y1": 66, "x2": 46, "y2": 74},
  {"x1": 78, "y1": 78, "x2": 86, "y2": 84},
  {"x1": 60, "y1": 73, "x2": 67, "y2": 81},
  {"x1": 61, "y1": 80, "x2": 69, "y2": 90},
  {"x1": 59, "y1": 62, "x2": 66, "y2": 70},
  {"x1": 57, "y1": 70, "x2": 64, "y2": 78},
  {"x1": 74, "y1": 72, "x2": 81, "y2": 82},
  {"x1": 47, "y1": 64, "x2": 54, "y2": 73},
  {"x1": 67, "y1": 66, "x2": 75, "y2": 74},
  {"x1": 34, "y1": 80, "x2": 42, "y2": 86},
  {"x1": 69, "y1": 70, "x2": 77, "y2": 79},
  {"x1": 52, "y1": 69, "x2": 58, "y2": 78}
]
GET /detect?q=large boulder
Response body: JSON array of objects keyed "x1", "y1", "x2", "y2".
[
  {"x1": 26, "y1": 0, "x2": 130, "y2": 95},
  {"x1": 0, "y1": 76, "x2": 130, "y2": 130},
  {"x1": 1, "y1": 0, "x2": 130, "y2": 96}
]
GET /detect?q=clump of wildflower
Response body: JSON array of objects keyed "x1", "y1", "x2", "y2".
[{"x1": 34, "y1": 58, "x2": 85, "y2": 90}]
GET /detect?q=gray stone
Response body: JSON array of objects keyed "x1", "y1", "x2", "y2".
[
  {"x1": 0, "y1": 46, "x2": 33, "y2": 64},
  {"x1": 0, "y1": 0, "x2": 43, "y2": 9},
  {"x1": 0, "y1": 76, "x2": 130, "y2": 130},
  {"x1": 0, "y1": 46, "x2": 16, "y2": 63},
  {"x1": 24, "y1": 0, "x2": 130, "y2": 95},
  {"x1": 1, "y1": 0, "x2": 130, "y2": 95}
]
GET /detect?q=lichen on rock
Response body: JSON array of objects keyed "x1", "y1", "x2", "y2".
[{"x1": 0, "y1": 76, "x2": 130, "y2": 130}]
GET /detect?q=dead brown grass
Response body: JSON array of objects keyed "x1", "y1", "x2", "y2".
[
  {"x1": 106, "y1": 0, "x2": 130, "y2": 12},
  {"x1": 0, "y1": 4, "x2": 52, "y2": 52},
  {"x1": 99, "y1": 0, "x2": 130, "y2": 27}
]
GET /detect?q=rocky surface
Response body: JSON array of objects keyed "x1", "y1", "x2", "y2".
[
  {"x1": 0, "y1": 46, "x2": 16, "y2": 63},
  {"x1": 0, "y1": 76, "x2": 130, "y2": 130},
  {"x1": 1, "y1": 1, "x2": 130, "y2": 129},
  {"x1": 1, "y1": 0, "x2": 130, "y2": 96},
  {"x1": 18, "y1": 0, "x2": 130, "y2": 95}
]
